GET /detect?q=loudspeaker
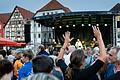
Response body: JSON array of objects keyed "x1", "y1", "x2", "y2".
[{"x1": 24, "y1": 24, "x2": 31, "y2": 43}]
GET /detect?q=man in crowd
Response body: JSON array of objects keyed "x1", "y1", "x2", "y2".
[{"x1": 104, "y1": 47, "x2": 120, "y2": 80}]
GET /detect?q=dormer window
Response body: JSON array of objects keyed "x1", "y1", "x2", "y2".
[
  {"x1": 47, "y1": 12, "x2": 49, "y2": 15},
  {"x1": 51, "y1": 12, "x2": 53, "y2": 15},
  {"x1": 14, "y1": 12, "x2": 20, "y2": 16}
]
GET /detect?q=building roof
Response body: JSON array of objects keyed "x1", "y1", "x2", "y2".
[
  {"x1": 0, "y1": 13, "x2": 11, "y2": 25},
  {"x1": 3, "y1": 6, "x2": 34, "y2": 28},
  {"x1": 110, "y1": 3, "x2": 120, "y2": 12},
  {"x1": 33, "y1": 11, "x2": 113, "y2": 27},
  {"x1": 16, "y1": 6, "x2": 34, "y2": 19},
  {"x1": 33, "y1": 11, "x2": 113, "y2": 21},
  {"x1": 37, "y1": 0, "x2": 71, "y2": 13}
]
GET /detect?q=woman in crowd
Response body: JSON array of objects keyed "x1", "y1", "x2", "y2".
[{"x1": 56, "y1": 26, "x2": 107, "y2": 80}]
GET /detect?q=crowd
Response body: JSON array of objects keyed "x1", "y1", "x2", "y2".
[{"x1": 0, "y1": 26, "x2": 120, "y2": 80}]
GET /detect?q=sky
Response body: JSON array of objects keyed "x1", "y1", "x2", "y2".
[{"x1": 0, "y1": 0, "x2": 120, "y2": 13}]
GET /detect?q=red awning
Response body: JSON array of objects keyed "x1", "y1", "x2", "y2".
[
  {"x1": 0, "y1": 38, "x2": 26, "y2": 47},
  {"x1": 0, "y1": 38, "x2": 17, "y2": 46}
]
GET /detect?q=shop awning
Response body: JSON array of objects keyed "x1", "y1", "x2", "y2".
[{"x1": 0, "y1": 38, "x2": 26, "y2": 47}]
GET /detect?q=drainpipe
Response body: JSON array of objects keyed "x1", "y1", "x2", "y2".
[{"x1": 113, "y1": 15, "x2": 117, "y2": 46}]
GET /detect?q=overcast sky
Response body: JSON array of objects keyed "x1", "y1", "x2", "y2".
[{"x1": 0, "y1": 0, "x2": 120, "y2": 13}]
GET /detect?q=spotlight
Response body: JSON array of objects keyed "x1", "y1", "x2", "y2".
[
  {"x1": 73, "y1": 24, "x2": 75, "y2": 27},
  {"x1": 96, "y1": 24, "x2": 99, "y2": 26},
  {"x1": 82, "y1": 24, "x2": 84, "y2": 26},
  {"x1": 88, "y1": 24, "x2": 91, "y2": 26},
  {"x1": 59, "y1": 26, "x2": 62, "y2": 28},
  {"x1": 105, "y1": 24, "x2": 107, "y2": 26},
  {"x1": 66, "y1": 25, "x2": 69, "y2": 27},
  {"x1": 52, "y1": 27, "x2": 54, "y2": 29}
]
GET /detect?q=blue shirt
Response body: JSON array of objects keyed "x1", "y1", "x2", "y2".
[
  {"x1": 104, "y1": 64, "x2": 115, "y2": 80},
  {"x1": 37, "y1": 51, "x2": 49, "y2": 56},
  {"x1": 18, "y1": 62, "x2": 32, "y2": 80},
  {"x1": 85, "y1": 55, "x2": 94, "y2": 67}
]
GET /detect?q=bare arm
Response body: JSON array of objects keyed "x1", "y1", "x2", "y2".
[
  {"x1": 92, "y1": 26, "x2": 106, "y2": 62},
  {"x1": 58, "y1": 31, "x2": 73, "y2": 59}
]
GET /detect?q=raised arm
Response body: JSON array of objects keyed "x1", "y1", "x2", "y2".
[
  {"x1": 92, "y1": 26, "x2": 106, "y2": 62},
  {"x1": 58, "y1": 31, "x2": 73, "y2": 59}
]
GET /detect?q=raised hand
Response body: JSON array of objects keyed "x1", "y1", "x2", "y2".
[
  {"x1": 58, "y1": 31, "x2": 73, "y2": 59},
  {"x1": 92, "y1": 26, "x2": 102, "y2": 39},
  {"x1": 92, "y1": 26, "x2": 106, "y2": 62},
  {"x1": 63, "y1": 31, "x2": 74, "y2": 43}
]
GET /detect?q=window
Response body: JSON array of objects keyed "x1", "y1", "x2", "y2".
[
  {"x1": 6, "y1": 31, "x2": 10, "y2": 36},
  {"x1": 118, "y1": 32, "x2": 120, "y2": 38},
  {"x1": 11, "y1": 31, "x2": 14, "y2": 36},
  {"x1": 38, "y1": 23, "x2": 41, "y2": 27},
  {"x1": 10, "y1": 21, "x2": 16, "y2": 25},
  {"x1": 44, "y1": 33, "x2": 46, "y2": 38},
  {"x1": 17, "y1": 36, "x2": 20, "y2": 38},
  {"x1": 14, "y1": 12, "x2": 20, "y2": 16},
  {"x1": 49, "y1": 33, "x2": 51, "y2": 38},
  {"x1": 34, "y1": 34, "x2": 36, "y2": 38},
  {"x1": 17, "y1": 31, "x2": 20, "y2": 34},
  {"x1": 47, "y1": 12, "x2": 49, "y2": 15},
  {"x1": 38, "y1": 34, "x2": 40, "y2": 38},
  {"x1": 117, "y1": 21, "x2": 120, "y2": 28},
  {"x1": 51, "y1": 12, "x2": 53, "y2": 15},
  {"x1": 43, "y1": 13, "x2": 45, "y2": 16},
  {"x1": 18, "y1": 21, "x2": 21, "y2": 24}
]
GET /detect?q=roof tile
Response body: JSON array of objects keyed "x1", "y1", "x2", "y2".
[
  {"x1": 37, "y1": 0, "x2": 71, "y2": 13},
  {"x1": 17, "y1": 6, "x2": 34, "y2": 19},
  {"x1": 0, "y1": 13, "x2": 11, "y2": 24}
]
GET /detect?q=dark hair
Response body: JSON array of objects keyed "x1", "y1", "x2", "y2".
[
  {"x1": 32, "y1": 55, "x2": 54, "y2": 73},
  {"x1": 0, "y1": 59, "x2": 13, "y2": 78},
  {"x1": 0, "y1": 50, "x2": 7, "y2": 58},
  {"x1": 23, "y1": 50, "x2": 34, "y2": 60},
  {"x1": 70, "y1": 49, "x2": 85, "y2": 68},
  {"x1": 65, "y1": 49, "x2": 85, "y2": 80}
]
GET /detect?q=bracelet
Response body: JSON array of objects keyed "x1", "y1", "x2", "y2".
[{"x1": 61, "y1": 47, "x2": 66, "y2": 50}]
